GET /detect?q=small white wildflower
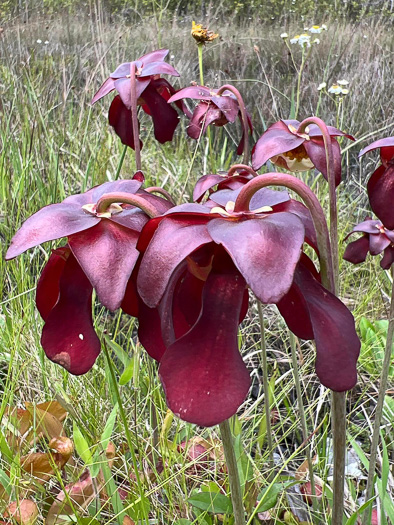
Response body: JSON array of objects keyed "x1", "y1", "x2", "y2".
[
  {"x1": 341, "y1": 88, "x2": 349, "y2": 95},
  {"x1": 36, "y1": 39, "x2": 42, "y2": 43},
  {"x1": 290, "y1": 35, "x2": 300, "y2": 44},
  {"x1": 313, "y1": 38, "x2": 320, "y2": 44},
  {"x1": 337, "y1": 79, "x2": 349, "y2": 86},
  {"x1": 322, "y1": 24, "x2": 328, "y2": 30},
  {"x1": 363, "y1": 35, "x2": 367, "y2": 39},
  {"x1": 280, "y1": 32, "x2": 289, "y2": 39},
  {"x1": 317, "y1": 82, "x2": 327, "y2": 90},
  {"x1": 328, "y1": 84, "x2": 342, "y2": 94},
  {"x1": 309, "y1": 25, "x2": 323, "y2": 33},
  {"x1": 297, "y1": 33, "x2": 311, "y2": 47},
  {"x1": 44, "y1": 40, "x2": 49, "y2": 44}
]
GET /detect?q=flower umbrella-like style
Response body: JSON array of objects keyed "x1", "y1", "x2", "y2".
[
  {"x1": 168, "y1": 85, "x2": 253, "y2": 155},
  {"x1": 252, "y1": 119, "x2": 354, "y2": 186},
  {"x1": 6, "y1": 179, "x2": 172, "y2": 374},
  {"x1": 135, "y1": 187, "x2": 360, "y2": 426},
  {"x1": 91, "y1": 49, "x2": 184, "y2": 148},
  {"x1": 343, "y1": 217, "x2": 394, "y2": 270},
  {"x1": 359, "y1": 137, "x2": 394, "y2": 230}
]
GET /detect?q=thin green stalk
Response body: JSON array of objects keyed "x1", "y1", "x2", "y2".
[
  {"x1": 102, "y1": 342, "x2": 149, "y2": 524},
  {"x1": 331, "y1": 391, "x2": 346, "y2": 525},
  {"x1": 257, "y1": 301, "x2": 274, "y2": 469},
  {"x1": 289, "y1": 332, "x2": 319, "y2": 519},
  {"x1": 114, "y1": 144, "x2": 128, "y2": 180},
  {"x1": 362, "y1": 265, "x2": 394, "y2": 525},
  {"x1": 295, "y1": 46, "x2": 312, "y2": 119},
  {"x1": 197, "y1": 43, "x2": 204, "y2": 86},
  {"x1": 219, "y1": 419, "x2": 246, "y2": 525}
]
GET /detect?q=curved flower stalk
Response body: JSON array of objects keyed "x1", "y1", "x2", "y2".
[
  {"x1": 91, "y1": 49, "x2": 185, "y2": 150},
  {"x1": 135, "y1": 171, "x2": 360, "y2": 428},
  {"x1": 359, "y1": 136, "x2": 394, "y2": 230},
  {"x1": 168, "y1": 84, "x2": 253, "y2": 162},
  {"x1": 6, "y1": 179, "x2": 173, "y2": 374}
]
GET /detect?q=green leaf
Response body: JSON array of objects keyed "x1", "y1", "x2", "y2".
[
  {"x1": 174, "y1": 521, "x2": 193, "y2": 525},
  {"x1": 0, "y1": 467, "x2": 11, "y2": 496},
  {"x1": 119, "y1": 358, "x2": 135, "y2": 385},
  {"x1": 256, "y1": 483, "x2": 283, "y2": 512},
  {"x1": 345, "y1": 497, "x2": 376, "y2": 525},
  {"x1": 0, "y1": 429, "x2": 13, "y2": 462},
  {"x1": 188, "y1": 491, "x2": 233, "y2": 514},
  {"x1": 101, "y1": 403, "x2": 118, "y2": 451},
  {"x1": 73, "y1": 421, "x2": 93, "y2": 467}
]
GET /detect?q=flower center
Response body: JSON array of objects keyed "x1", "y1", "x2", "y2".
[
  {"x1": 82, "y1": 203, "x2": 123, "y2": 218},
  {"x1": 283, "y1": 144, "x2": 310, "y2": 163}
]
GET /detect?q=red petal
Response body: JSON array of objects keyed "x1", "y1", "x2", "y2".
[
  {"x1": 41, "y1": 254, "x2": 101, "y2": 375},
  {"x1": 159, "y1": 271, "x2": 250, "y2": 426},
  {"x1": 381, "y1": 246, "x2": 394, "y2": 270},
  {"x1": 108, "y1": 95, "x2": 142, "y2": 150},
  {"x1": 304, "y1": 137, "x2": 342, "y2": 186},
  {"x1": 343, "y1": 236, "x2": 370, "y2": 264},
  {"x1": 141, "y1": 84, "x2": 180, "y2": 143},
  {"x1": 272, "y1": 199, "x2": 318, "y2": 253},
  {"x1": 168, "y1": 85, "x2": 213, "y2": 103},
  {"x1": 36, "y1": 247, "x2": 70, "y2": 321},
  {"x1": 367, "y1": 164, "x2": 394, "y2": 230},
  {"x1": 290, "y1": 260, "x2": 360, "y2": 391},
  {"x1": 114, "y1": 77, "x2": 151, "y2": 108},
  {"x1": 359, "y1": 136, "x2": 394, "y2": 157},
  {"x1": 69, "y1": 220, "x2": 140, "y2": 311},
  {"x1": 137, "y1": 300, "x2": 167, "y2": 361},
  {"x1": 6, "y1": 204, "x2": 99, "y2": 260},
  {"x1": 91, "y1": 78, "x2": 115, "y2": 105},
  {"x1": 140, "y1": 61, "x2": 179, "y2": 78},
  {"x1": 252, "y1": 128, "x2": 304, "y2": 171},
  {"x1": 193, "y1": 174, "x2": 227, "y2": 202},
  {"x1": 137, "y1": 216, "x2": 212, "y2": 307},
  {"x1": 63, "y1": 179, "x2": 143, "y2": 207},
  {"x1": 208, "y1": 213, "x2": 304, "y2": 303},
  {"x1": 139, "y1": 49, "x2": 169, "y2": 64}
]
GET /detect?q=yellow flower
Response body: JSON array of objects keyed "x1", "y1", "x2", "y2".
[{"x1": 191, "y1": 21, "x2": 219, "y2": 44}]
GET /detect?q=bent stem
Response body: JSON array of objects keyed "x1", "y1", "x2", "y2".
[
  {"x1": 130, "y1": 62, "x2": 142, "y2": 172},
  {"x1": 362, "y1": 264, "x2": 394, "y2": 525},
  {"x1": 96, "y1": 192, "x2": 160, "y2": 218},
  {"x1": 257, "y1": 301, "x2": 274, "y2": 470},
  {"x1": 297, "y1": 117, "x2": 338, "y2": 291},
  {"x1": 217, "y1": 84, "x2": 250, "y2": 165},
  {"x1": 219, "y1": 419, "x2": 246, "y2": 525},
  {"x1": 289, "y1": 332, "x2": 319, "y2": 519}
]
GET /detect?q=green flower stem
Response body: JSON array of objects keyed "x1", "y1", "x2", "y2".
[
  {"x1": 96, "y1": 192, "x2": 159, "y2": 218},
  {"x1": 257, "y1": 301, "x2": 274, "y2": 469},
  {"x1": 297, "y1": 116, "x2": 338, "y2": 292},
  {"x1": 198, "y1": 43, "x2": 204, "y2": 86},
  {"x1": 130, "y1": 62, "x2": 142, "y2": 172},
  {"x1": 295, "y1": 45, "x2": 312, "y2": 120},
  {"x1": 219, "y1": 419, "x2": 246, "y2": 525},
  {"x1": 114, "y1": 144, "x2": 128, "y2": 180},
  {"x1": 289, "y1": 331, "x2": 319, "y2": 518},
  {"x1": 362, "y1": 264, "x2": 394, "y2": 525},
  {"x1": 102, "y1": 342, "x2": 149, "y2": 524},
  {"x1": 216, "y1": 84, "x2": 250, "y2": 165}
]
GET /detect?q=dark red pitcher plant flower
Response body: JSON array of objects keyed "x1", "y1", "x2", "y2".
[
  {"x1": 133, "y1": 168, "x2": 360, "y2": 427},
  {"x1": 6, "y1": 179, "x2": 172, "y2": 375},
  {"x1": 359, "y1": 136, "x2": 394, "y2": 230},
  {"x1": 91, "y1": 49, "x2": 185, "y2": 148},
  {"x1": 252, "y1": 118, "x2": 354, "y2": 186}
]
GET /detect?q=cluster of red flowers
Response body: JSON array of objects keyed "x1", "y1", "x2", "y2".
[{"x1": 7, "y1": 48, "x2": 375, "y2": 428}]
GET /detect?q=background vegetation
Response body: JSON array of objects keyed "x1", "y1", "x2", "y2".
[{"x1": 0, "y1": 1, "x2": 393, "y2": 523}]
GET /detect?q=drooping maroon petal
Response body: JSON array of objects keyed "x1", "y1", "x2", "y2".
[
  {"x1": 359, "y1": 137, "x2": 394, "y2": 158},
  {"x1": 286, "y1": 261, "x2": 360, "y2": 391},
  {"x1": 304, "y1": 137, "x2": 342, "y2": 186},
  {"x1": 108, "y1": 95, "x2": 142, "y2": 150},
  {"x1": 252, "y1": 129, "x2": 305, "y2": 171},
  {"x1": 68, "y1": 220, "x2": 140, "y2": 311},
  {"x1": 210, "y1": 95, "x2": 239, "y2": 123},
  {"x1": 272, "y1": 200, "x2": 317, "y2": 253},
  {"x1": 137, "y1": 300, "x2": 167, "y2": 361},
  {"x1": 381, "y1": 246, "x2": 394, "y2": 270},
  {"x1": 236, "y1": 110, "x2": 253, "y2": 156},
  {"x1": 121, "y1": 276, "x2": 139, "y2": 318},
  {"x1": 350, "y1": 217, "x2": 381, "y2": 234},
  {"x1": 114, "y1": 77, "x2": 151, "y2": 108},
  {"x1": 36, "y1": 247, "x2": 70, "y2": 321},
  {"x1": 91, "y1": 77, "x2": 116, "y2": 105},
  {"x1": 63, "y1": 179, "x2": 143, "y2": 207},
  {"x1": 277, "y1": 280, "x2": 314, "y2": 340},
  {"x1": 193, "y1": 174, "x2": 228, "y2": 203},
  {"x1": 6, "y1": 204, "x2": 100, "y2": 260},
  {"x1": 140, "y1": 83, "x2": 180, "y2": 144},
  {"x1": 343, "y1": 236, "x2": 370, "y2": 264},
  {"x1": 367, "y1": 164, "x2": 394, "y2": 230},
  {"x1": 208, "y1": 213, "x2": 304, "y2": 303},
  {"x1": 307, "y1": 124, "x2": 354, "y2": 141},
  {"x1": 41, "y1": 254, "x2": 101, "y2": 375},
  {"x1": 159, "y1": 270, "x2": 250, "y2": 426},
  {"x1": 137, "y1": 216, "x2": 212, "y2": 307}
]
